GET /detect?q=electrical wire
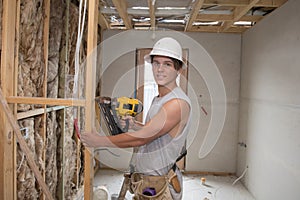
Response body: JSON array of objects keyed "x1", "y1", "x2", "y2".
[
  {"x1": 17, "y1": 152, "x2": 25, "y2": 172},
  {"x1": 73, "y1": 0, "x2": 87, "y2": 139},
  {"x1": 17, "y1": 127, "x2": 28, "y2": 172},
  {"x1": 73, "y1": 0, "x2": 87, "y2": 100},
  {"x1": 232, "y1": 166, "x2": 248, "y2": 186},
  {"x1": 213, "y1": 166, "x2": 249, "y2": 199}
]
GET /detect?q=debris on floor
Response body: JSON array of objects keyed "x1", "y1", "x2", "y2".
[{"x1": 94, "y1": 169, "x2": 255, "y2": 200}]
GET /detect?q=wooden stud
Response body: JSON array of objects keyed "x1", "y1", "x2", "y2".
[
  {"x1": 84, "y1": 0, "x2": 99, "y2": 199},
  {"x1": 56, "y1": 109, "x2": 65, "y2": 200},
  {"x1": 41, "y1": 1, "x2": 51, "y2": 199},
  {"x1": 135, "y1": 49, "x2": 148, "y2": 123},
  {"x1": 43, "y1": 0, "x2": 50, "y2": 99},
  {"x1": 13, "y1": 0, "x2": 21, "y2": 198},
  {"x1": 0, "y1": 0, "x2": 17, "y2": 199}
]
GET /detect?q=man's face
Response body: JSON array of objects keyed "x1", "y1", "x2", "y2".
[{"x1": 152, "y1": 55, "x2": 178, "y2": 87}]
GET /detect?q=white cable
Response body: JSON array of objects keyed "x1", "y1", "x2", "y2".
[
  {"x1": 17, "y1": 152, "x2": 25, "y2": 172},
  {"x1": 232, "y1": 165, "x2": 248, "y2": 185},
  {"x1": 73, "y1": 0, "x2": 87, "y2": 99},
  {"x1": 17, "y1": 127, "x2": 29, "y2": 172}
]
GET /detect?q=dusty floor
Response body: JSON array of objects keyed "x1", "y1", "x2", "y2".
[{"x1": 93, "y1": 169, "x2": 255, "y2": 200}]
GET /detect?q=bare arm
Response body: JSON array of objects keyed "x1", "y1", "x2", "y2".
[{"x1": 80, "y1": 98, "x2": 190, "y2": 148}]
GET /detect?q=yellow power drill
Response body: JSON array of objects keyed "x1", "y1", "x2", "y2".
[
  {"x1": 95, "y1": 96, "x2": 143, "y2": 135},
  {"x1": 111, "y1": 97, "x2": 143, "y2": 118}
]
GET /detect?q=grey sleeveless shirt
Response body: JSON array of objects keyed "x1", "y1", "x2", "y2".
[{"x1": 130, "y1": 87, "x2": 192, "y2": 176}]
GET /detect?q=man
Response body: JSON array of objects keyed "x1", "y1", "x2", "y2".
[{"x1": 81, "y1": 37, "x2": 191, "y2": 199}]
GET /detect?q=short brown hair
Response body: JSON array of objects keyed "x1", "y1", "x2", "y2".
[{"x1": 151, "y1": 56, "x2": 183, "y2": 71}]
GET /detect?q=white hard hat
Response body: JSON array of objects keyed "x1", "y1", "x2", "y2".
[{"x1": 145, "y1": 37, "x2": 185, "y2": 68}]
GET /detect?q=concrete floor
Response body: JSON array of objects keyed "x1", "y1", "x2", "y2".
[{"x1": 93, "y1": 169, "x2": 255, "y2": 200}]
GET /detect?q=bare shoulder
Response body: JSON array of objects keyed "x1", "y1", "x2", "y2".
[
  {"x1": 164, "y1": 98, "x2": 190, "y2": 108},
  {"x1": 163, "y1": 98, "x2": 190, "y2": 114}
]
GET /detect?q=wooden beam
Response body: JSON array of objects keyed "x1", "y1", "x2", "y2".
[
  {"x1": 0, "y1": 0, "x2": 17, "y2": 199},
  {"x1": 234, "y1": 0, "x2": 262, "y2": 21},
  {"x1": 185, "y1": 0, "x2": 205, "y2": 31},
  {"x1": 203, "y1": 0, "x2": 287, "y2": 7},
  {"x1": 219, "y1": 21, "x2": 234, "y2": 32},
  {"x1": 195, "y1": 14, "x2": 262, "y2": 23},
  {"x1": 112, "y1": 0, "x2": 132, "y2": 29},
  {"x1": 204, "y1": 0, "x2": 250, "y2": 7},
  {"x1": 219, "y1": 0, "x2": 261, "y2": 32},
  {"x1": 148, "y1": 0, "x2": 156, "y2": 29},
  {"x1": 43, "y1": 0, "x2": 50, "y2": 99},
  {"x1": 13, "y1": 0, "x2": 21, "y2": 197},
  {"x1": 196, "y1": 14, "x2": 233, "y2": 21},
  {"x1": 133, "y1": 22, "x2": 151, "y2": 27},
  {"x1": 57, "y1": 109, "x2": 65, "y2": 200},
  {"x1": 6, "y1": 96, "x2": 86, "y2": 107},
  {"x1": 240, "y1": 15, "x2": 263, "y2": 22},
  {"x1": 41, "y1": 1, "x2": 50, "y2": 199},
  {"x1": 255, "y1": 0, "x2": 288, "y2": 7},
  {"x1": 16, "y1": 106, "x2": 66, "y2": 120},
  {"x1": 98, "y1": 13, "x2": 109, "y2": 30},
  {"x1": 0, "y1": 88, "x2": 55, "y2": 200},
  {"x1": 189, "y1": 25, "x2": 248, "y2": 33},
  {"x1": 84, "y1": 0, "x2": 98, "y2": 198},
  {"x1": 1, "y1": 1, "x2": 16, "y2": 96}
]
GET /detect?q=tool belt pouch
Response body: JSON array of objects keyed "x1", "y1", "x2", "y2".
[{"x1": 130, "y1": 173, "x2": 173, "y2": 200}]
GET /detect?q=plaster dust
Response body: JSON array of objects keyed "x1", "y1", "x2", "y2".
[{"x1": 93, "y1": 169, "x2": 255, "y2": 200}]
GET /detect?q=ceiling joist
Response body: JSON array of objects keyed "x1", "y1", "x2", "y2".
[
  {"x1": 148, "y1": 0, "x2": 156, "y2": 29},
  {"x1": 190, "y1": 25, "x2": 248, "y2": 33},
  {"x1": 219, "y1": 0, "x2": 261, "y2": 32},
  {"x1": 185, "y1": 0, "x2": 205, "y2": 31},
  {"x1": 196, "y1": 14, "x2": 233, "y2": 21},
  {"x1": 203, "y1": 0, "x2": 287, "y2": 7},
  {"x1": 195, "y1": 14, "x2": 263, "y2": 22},
  {"x1": 111, "y1": 0, "x2": 132, "y2": 29},
  {"x1": 97, "y1": 0, "x2": 288, "y2": 33},
  {"x1": 98, "y1": 13, "x2": 109, "y2": 30}
]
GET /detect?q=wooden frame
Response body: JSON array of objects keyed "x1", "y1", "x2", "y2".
[
  {"x1": 0, "y1": 0, "x2": 99, "y2": 199},
  {"x1": 0, "y1": 0, "x2": 18, "y2": 199}
]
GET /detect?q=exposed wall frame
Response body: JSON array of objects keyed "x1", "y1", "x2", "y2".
[{"x1": 0, "y1": 0, "x2": 99, "y2": 199}]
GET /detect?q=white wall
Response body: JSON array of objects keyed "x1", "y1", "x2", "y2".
[
  {"x1": 184, "y1": 33, "x2": 241, "y2": 173},
  {"x1": 98, "y1": 30, "x2": 241, "y2": 172},
  {"x1": 238, "y1": 0, "x2": 300, "y2": 199}
]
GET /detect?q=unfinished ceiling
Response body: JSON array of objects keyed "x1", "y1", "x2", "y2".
[{"x1": 98, "y1": 0, "x2": 288, "y2": 33}]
